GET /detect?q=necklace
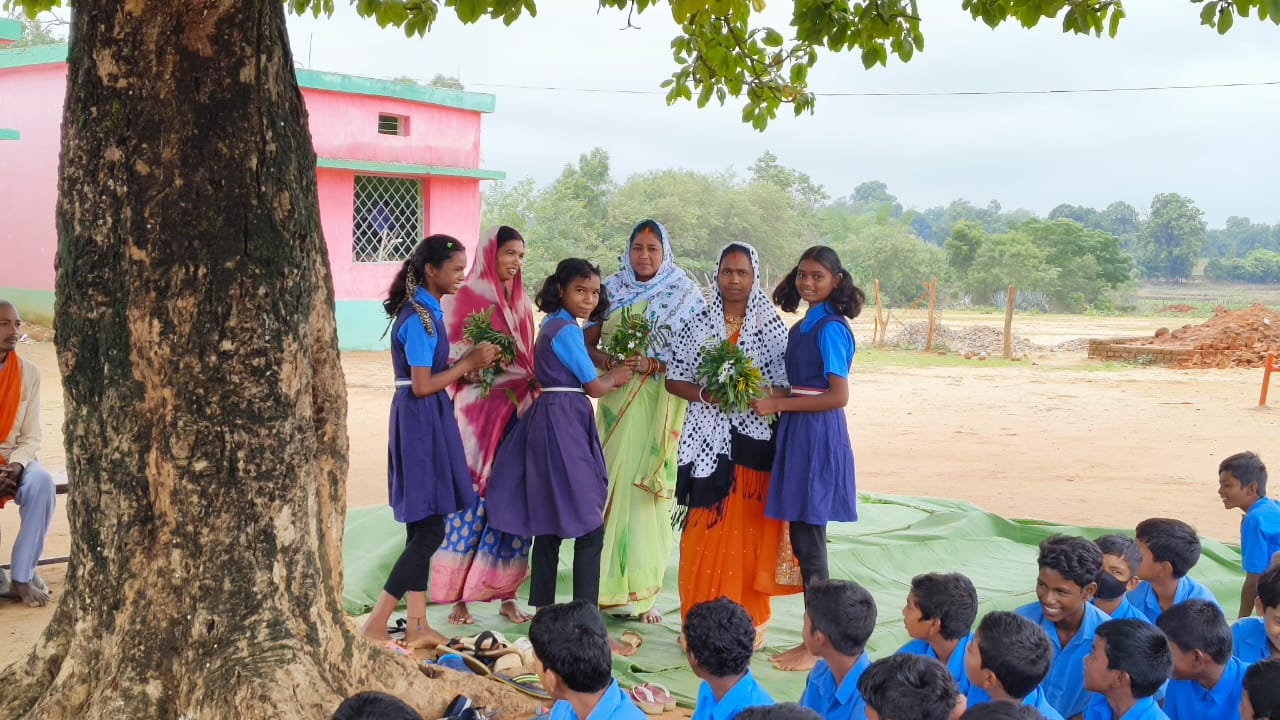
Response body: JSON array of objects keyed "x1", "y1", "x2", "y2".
[{"x1": 724, "y1": 314, "x2": 744, "y2": 334}]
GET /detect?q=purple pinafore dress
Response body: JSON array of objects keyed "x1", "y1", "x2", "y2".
[
  {"x1": 486, "y1": 316, "x2": 608, "y2": 539},
  {"x1": 388, "y1": 303, "x2": 476, "y2": 524},
  {"x1": 764, "y1": 312, "x2": 857, "y2": 525}
]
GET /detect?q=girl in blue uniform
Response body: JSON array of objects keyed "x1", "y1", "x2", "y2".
[
  {"x1": 750, "y1": 245, "x2": 864, "y2": 671},
  {"x1": 361, "y1": 235, "x2": 502, "y2": 651}
]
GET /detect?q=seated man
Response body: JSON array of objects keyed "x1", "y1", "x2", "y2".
[
  {"x1": 531, "y1": 600, "x2": 646, "y2": 720},
  {"x1": 0, "y1": 300, "x2": 56, "y2": 608}
]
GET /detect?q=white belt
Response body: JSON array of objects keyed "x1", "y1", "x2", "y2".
[
  {"x1": 541, "y1": 387, "x2": 584, "y2": 393},
  {"x1": 790, "y1": 388, "x2": 823, "y2": 396},
  {"x1": 394, "y1": 379, "x2": 413, "y2": 388}
]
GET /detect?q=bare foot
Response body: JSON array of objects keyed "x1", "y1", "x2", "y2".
[
  {"x1": 401, "y1": 618, "x2": 449, "y2": 650},
  {"x1": 499, "y1": 600, "x2": 533, "y2": 624},
  {"x1": 769, "y1": 644, "x2": 817, "y2": 672},
  {"x1": 449, "y1": 602, "x2": 475, "y2": 625},
  {"x1": 13, "y1": 581, "x2": 49, "y2": 607},
  {"x1": 639, "y1": 607, "x2": 662, "y2": 624},
  {"x1": 609, "y1": 637, "x2": 637, "y2": 657},
  {"x1": 359, "y1": 618, "x2": 393, "y2": 643}
]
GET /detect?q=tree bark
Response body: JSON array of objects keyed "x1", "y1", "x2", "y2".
[{"x1": 0, "y1": 1, "x2": 530, "y2": 717}]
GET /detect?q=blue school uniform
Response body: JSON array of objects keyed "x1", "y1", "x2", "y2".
[
  {"x1": 1242, "y1": 496, "x2": 1280, "y2": 574},
  {"x1": 800, "y1": 654, "x2": 871, "y2": 720},
  {"x1": 1015, "y1": 600, "x2": 1110, "y2": 718},
  {"x1": 896, "y1": 634, "x2": 973, "y2": 695},
  {"x1": 549, "y1": 679, "x2": 648, "y2": 720},
  {"x1": 1232, "y1": 617, "x2": 1276, "y2": 663},
  {"x1": 766, "y1": 303, "x2": 857, "y2": 526},
  {"x1": 1083, "y1": 695, "x2": 1170, "y2": 720},
  {"x1": 966, "y1": 686, "x2": 1065, "y2": 720},
  {"x1": 1162, "y1": 656, "x2": 1248, "y2": 720},
  {"x1": 1126, "y1": 577, "x2": 1220, "y2": 623},
  {"x1": 691, "y1": 670, "x2": 773, "y2": 720},
  {"x1": 1099, "y1": 597, "x2": 1149, "y2": 622}
]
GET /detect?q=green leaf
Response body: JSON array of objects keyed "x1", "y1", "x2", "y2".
[
  {"x1": 762, "y1": 28, "x2": 784, "y2": 47},
  {"x1": 1108, "y1": 7, "x2": 1124, "y2": 38},
  {"x1": 1219, "y1": 7, "x2": 1235, "y2": 32},
  {"x1": 1201, "y1": 1, "x2": 1219, "y2": 26}
]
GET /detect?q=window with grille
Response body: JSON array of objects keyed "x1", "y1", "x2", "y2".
[
  {"x1": 378, "y1": 113, "x2": 408, "y2": 136},
  {"x1": 352, "y1": 175, "x2": 423, "y2": 263}
]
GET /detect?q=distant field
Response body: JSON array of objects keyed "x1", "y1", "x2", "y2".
[{"x1": 1125, "y1": 281, "x2": 1280, "y2": 315}]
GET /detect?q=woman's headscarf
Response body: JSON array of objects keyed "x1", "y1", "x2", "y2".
[
  {"x1": 600, "y1": 219, "x2": 705, "y2": 362},
  {"x1": 667, "y1": 242, "x2": 790, "y2": 518},
  {"x1": 442, "y1": 226, "x2": 537, "y2": 494}
]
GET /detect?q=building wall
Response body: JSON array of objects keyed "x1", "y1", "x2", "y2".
[{"x1": 304, "y1": 89, "x2": 481, "y2": 170}]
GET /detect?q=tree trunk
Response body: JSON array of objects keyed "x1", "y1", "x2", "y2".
[{"x1": 0, "y1": 2, "x2": 530, "y2": 717}]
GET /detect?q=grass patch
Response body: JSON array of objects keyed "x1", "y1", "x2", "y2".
[{"x1": 856, "y1": 347, "x2": 1021, "y2": 369}]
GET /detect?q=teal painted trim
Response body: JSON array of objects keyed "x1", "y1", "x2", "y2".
[
  {"x1": 0, "y1": 18, "x2": 22, "y2": 42},
  {"x1": 0, "y1": 42, "x2": 68, "y2": 68},
  {"x1": 335, "y1": 300, "x2": 391, "y2": 351},
  {"x1": 0, "y1": 287, "x2": 55, "y2": 326},
  {"x1": 0, "y1": 129, "x2": 19, "y2": 141},
  {"x1": 296, "y1": 69, "x2": 495, "y2": 114},
  {"x1": 317, "y1": 157, "x2": 505, "y2": 181}
]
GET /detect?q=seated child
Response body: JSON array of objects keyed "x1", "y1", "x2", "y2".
[
  {"x1": 331, "y1": 691, "x2": 425, "y2": 720},
  {"x1": 1014, "y1": 534, "x2": 1109, "y2": 718},
  {"x1": 1081, "y1": 619, "x2": 1172, "y2": 720},
  {"x1": 1242, "y1": 658, "x2": 1280, "y2": 720},
  {"x1": 1092, "y1": 535, "x2": 1146, "y2": 621},
  {"x1": 1218, "y1": 451, "x2": 1280, "y2": 619},
  {"x1": 897, "y1": 572, "x2": 979, "y2": 695},
  {"x1": 964, "y1": 611, "x2": 1064, "y2": 720},
  {"x1": 1127, "y1": 518, "x2": 1220, "y2": 622},
  {"x1": 1155, "y1": 599, "x2": 1247, "y2": 720},
  {"x1": 686, "y1": 598, "x2": 773, "y2": 720},
  {"x1": 737, "y1": 705, "x2": 823, "y2": 720},
  {"x1": 530, "y1": 600, "x2": 647, "y2": 720},
  {"x1": 1233, "y1": 562, "x2": 1280, "y2": 663},
  {"x1": 960, "y1": 703, "x2": 1049, "y2": 720},
  {"x1": 798, "y1": 579, "x2": 878, "y2": 720},
  {"x1": 856, "y1": 654, "x2": 964, "y2": 720}
]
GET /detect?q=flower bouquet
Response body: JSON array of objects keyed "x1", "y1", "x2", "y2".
[
  {"x1": 695, "y1": 339, "x2": 767, "y2": 414},
  {"x1": 604, "y1": 306, "x2": 672, "y2": 364},
  {"x1": 462, "y1": 307, "x2": 517, "y2": 398}
]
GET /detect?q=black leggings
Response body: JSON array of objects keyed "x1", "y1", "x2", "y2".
[
  {"x1": 789, "y1": 521, "x2": 829, "y2": 588},
  {"x1": 383, "y1": 515, "x2": 446, "y2": 599},
  {"x1": 529, "y1": 524, "x2": 605, "y2": 608}
]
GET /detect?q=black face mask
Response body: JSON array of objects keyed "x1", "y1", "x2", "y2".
[{"x1": 1095, "y1": 571, "x2": 1131, "y2": 601}]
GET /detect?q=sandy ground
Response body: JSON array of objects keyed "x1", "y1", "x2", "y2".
[{"x1": 4, "y1": 311, "x2": 1277, "y2": 671}]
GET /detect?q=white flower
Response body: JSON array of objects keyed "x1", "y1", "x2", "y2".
[{"x1": 718, "y1": 364, "x2": 732, "y2": 383}]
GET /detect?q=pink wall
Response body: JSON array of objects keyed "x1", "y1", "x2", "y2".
[
  {"x1": 0, "y1": 62, "x2": 66, "y2": 293},
  {"x1": 302, "y1": 89, "x2": 481, "y2": 170}
]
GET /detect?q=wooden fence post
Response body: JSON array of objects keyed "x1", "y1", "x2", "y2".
[
  {"x1": 924, "y1": 276, "x2": 937, "y2": 352},
  {"x1": 1004, "y1": 285, "x2": 1016, "y2": 358},
  {"x1": 874, "y1": 279, "x2": 885, "y2": 346}
]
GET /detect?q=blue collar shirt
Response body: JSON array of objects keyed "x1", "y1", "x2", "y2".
[
  {"x1": 549, "y1": 679, "x2": 648, "y2": 720},
  {"x1": 1127, "y1": 576, "x2": 1220, "y2": 623},
  {"x1": 1015, "y1": 600, "x2": 1110, "y2": 717},
  {"x1": 896, "y1": 634, "x2": 973, "y2": 695},
  {"x1": 1083, "y1": 695, "x2": 1170, "y2": 720},
  {"x1": 691, "y1": 670, "x2": 774, "y2": 720},
  {"x1": 799, "y1": 654, "x2": 871, "y2": 720},
  {"x1": 1162, "y1": 656, "x2": 1248, "y2": 720}
]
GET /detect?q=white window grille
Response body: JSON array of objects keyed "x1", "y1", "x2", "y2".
[
  {"x1": 352, "y1": 175, "x2": 423, "y2": 263},
  {"x1": 378, "y1": 113, "x2": 408, "y2": 136}
]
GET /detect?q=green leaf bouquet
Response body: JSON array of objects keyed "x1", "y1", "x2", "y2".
[
  {"x1": 462, "y1": 307, "x2": 517, "y2": 398},
  {"x1": 695, "y1": 339, "x2": 767, "y2": 414},
  {"x1": 604, "y1": 306, "x2": 672, "y2": 362}
]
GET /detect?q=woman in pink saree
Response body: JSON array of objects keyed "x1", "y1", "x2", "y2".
[{"x1": 429, "y1": 226, "x2": 538, "y2": 624}]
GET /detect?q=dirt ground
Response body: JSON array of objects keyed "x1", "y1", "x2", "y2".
[{"x1": 4, "y1": 311, "x2": 1278, "y2": 670}]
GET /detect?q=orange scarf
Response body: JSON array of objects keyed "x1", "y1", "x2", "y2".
[{"x1": 0, "y1": 350, "x2": 20, "y2": 465}]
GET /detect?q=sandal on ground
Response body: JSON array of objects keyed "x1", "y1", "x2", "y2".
[
  {"x1": 382, "y1": 640, "x2": 414, "y2": 657},
  {"x1": 635, "y1": 683, "x2": 676, "y2": 712},
  {"x1": 491, "y1": 671, "x2": 552, "y2": 700},
  {"x1": 436, "y1": 645, "x2": 492, "y2": 676},
  {"x1": 429, "y1": 653, "x2": 476, "y2": 675},
  {"x1": 474, "y1": 630, "x2": 523, "y2": 659},
  {"x1": 619, "y1": 630, "x2": 643, "y2": 651},
  {"x1": 626, "y1": 685, "x2": 665, "y2": 715}
]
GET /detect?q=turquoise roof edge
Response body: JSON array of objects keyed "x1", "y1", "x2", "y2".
[
  {"x1": 0, "y1": 43, "x2": 497, "y2": 114},
  {"x1": 317, "y1": 157, "x2": 505, "y2": 181},
  {"x1": 0, "y1": 17, "x2": 22, "y2": 42}
]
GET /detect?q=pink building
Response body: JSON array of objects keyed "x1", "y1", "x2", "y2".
[{"x1": 0, "y1": 42, "x2": 502, "y2": 349}]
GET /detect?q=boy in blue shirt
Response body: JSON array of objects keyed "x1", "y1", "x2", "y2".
[
  {"x1": 1092, "y1": 535, "x2": 1146, "y2": 622},
  {"x1": 898, "y1": 572, "x2": 979, "y2": 695},
  {"x1": 1082, "y1": 619, "x2": 1172, "y2": 720},
  {"x1": 1015, "y1": 534, "x2": 1109, "y2": 718},
  {"x1": 531, "y1": 601, "x2": 647, "y2": 720},
  {"x1": 1155, "y1": 599, "x2": 1247, "y2": 720},
  {"x1": 857, "y1": 654, "x2": 964, "y2": 720},
  {"x1": 964, "y1": 612, "x2": 1064, "y2": 720},
  {"x1": 1128, "y1": 518, "x2": 1220, "y2": 622},
  {"x1": 1233, "y1": 563, "x2": 1280, "y2": 663},
  {"x1": 798, "y1": 579, "x2": 878, "y2": 720},
  {"x1": 960, "y1": 704, "x2": 1050, "y2": 719},
  {"x1": 1242, "y1": 658, "x2": 1280, "y2": 720},
  {"x1": 1218, "y1": 451, "x2": 1280, "y2": 619},
  {"x1": 686, "y1": 598, "x2": 773, "y2": 720}
]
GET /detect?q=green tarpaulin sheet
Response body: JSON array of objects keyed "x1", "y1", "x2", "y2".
[{"x1": 342, "y1": 493, "x2": 1246, "y2": 708}]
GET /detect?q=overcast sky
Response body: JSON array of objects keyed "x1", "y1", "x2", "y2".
[{"x1": 285, "y1": 3, "x2": 1280, "y2": 226}]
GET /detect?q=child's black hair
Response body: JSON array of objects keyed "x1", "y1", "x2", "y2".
[
  {"x1": 1220, "y1": 450, "x2": 1268, "y2": 496},
  {"x1": 1095, "y1": 534, "x2": 1142, "y2": 578},
  {"x1": 1135, "y1": 518, "x2": 1202, "y2": 578},
  {"x1": 1244, "y1": 658, "x2": 1280, "y2": 720},
  {"x1": 495, "y1": 225, "x2": 524, "y2": 248},
  {"x1": 1036, "y1": 534, "x2": 1103, "y2": 589},
  {"x1": 684, "y1": 597, "x2": 756, "y2": 678},
  {"x1": 856, "y1": 654, "x2": 959, "y2": 720},
  {"x1": 1155, "y1": 599, "x2": 1232, "y2": 665},
  {"x1": 974, "y1": 611, "x2": 1053, "y2": 700},
  {"x1": 331, "y1": 691, "x2": 424, "y2": 720},
  {"x1": 735, "y1": 704, "x2": 822, "y2": 720},
  {"x1": 805, "y1": 579, "x2": 876, "y2": 658},
  {"x1": 1094, "y1": 619, "x2": 1173, "y2": 699},
  {"x1": 960, "y1": 702, "x2": 1049, "y2": 720},
  {"x1": 382, "y1": 234, "x2": 465, "y2": 318},
  {"x1": 771, "y1": 245, "x2": 865, "y2": 318},
  {"x1": 910, "y1": 572, "x2": 979, "y2": 641},
  {"x1": 1259, "y1": 563, "x2": 1280, "y2": 610},
  {"x1": 527, "y1": 600, "x2": 612, "y2": 694},
  {"x1": 534, "y1": 258, "x2": 610, "y2": 325}
]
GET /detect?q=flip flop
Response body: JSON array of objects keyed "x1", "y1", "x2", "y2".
[
  {"x1": 491, "y1": 671, "x2": 552, "y2": 700},
  {"x1": 436, "y1": 645, "x2": 492, "y2": 676},
  {"x1": 443, "y1": 634, "x2": 485, "y2": 653},
  {"x1": 474, "y1": 630, "x2": 523, "y2": 659},
  {"x1": 431, "y1": 653, "x2": 476, "y2": 675},
  {"x1": 492, "y1": 652, "x2": 524, "y2": 675},
  {"x1": 626, "y1": 685, "x2": 665, "y2": 715},
  {"x1": 636, "y1": 683, "x2": 676, "y2": 712}
]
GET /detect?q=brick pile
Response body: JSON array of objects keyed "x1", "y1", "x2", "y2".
[{"x1": 1125, "y1": 304, "x2": 1280, "y2": 369}]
